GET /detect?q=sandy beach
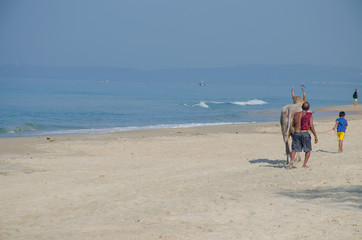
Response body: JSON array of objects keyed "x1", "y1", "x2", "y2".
[{"x1": 1, "y1": 105, "x2": 361, "y2": 240}]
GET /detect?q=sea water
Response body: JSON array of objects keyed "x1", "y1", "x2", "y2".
[{"x1": 0, "y1": 77, "x2": 355, "y2": 138}]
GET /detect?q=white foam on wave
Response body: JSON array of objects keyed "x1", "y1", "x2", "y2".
[
  {"x1": 209, "y1": 99, "x2": 267, "y2": 106},
  {"x1": 231, "y1": 99, "x2": 267, "y2": 106},
  {"x1": 193, "y1": 101, "x2": 209, "y2": 108},
  {"x1": 188, "y1": 99, "x2": 267, "y2": 108}
]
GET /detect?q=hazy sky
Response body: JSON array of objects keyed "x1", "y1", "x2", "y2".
[{"x1": 1, "y1": 0, "x2": 361, "y2": 69}]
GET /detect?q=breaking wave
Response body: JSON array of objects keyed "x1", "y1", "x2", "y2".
[
  {"x1": 187, "y1": 99, "x2": 267, "y2": 108},
  {"x1": 0, "y1": 123, "x2": 47, "y2": 134},
  {"x1": 230, "y1": 99, "x2": 267, "y2": 106}
]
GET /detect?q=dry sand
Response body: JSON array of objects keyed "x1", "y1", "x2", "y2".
[{"x1": 1, "y1": 105, "x2": 361, "y2": 240}]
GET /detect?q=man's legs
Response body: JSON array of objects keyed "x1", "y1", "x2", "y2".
[
  {"x1": 302, "y1": 152, "x2": 311, "y2": 168},
  {"x1": 289, "y1": 151, "x2": 297, "y2": 169}
]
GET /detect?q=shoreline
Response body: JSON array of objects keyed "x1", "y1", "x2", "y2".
[{"x1": 2, "y1": 104, "x2": 361, "y2": 141}]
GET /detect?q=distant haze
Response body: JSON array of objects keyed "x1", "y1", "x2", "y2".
[{"x1": 0, "y1": 0, "x2": 361, "y2": 70}]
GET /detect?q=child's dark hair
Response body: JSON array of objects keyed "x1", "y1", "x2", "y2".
[{"x1": 339, "y1": 111, "x2": 345, "y2": 117}]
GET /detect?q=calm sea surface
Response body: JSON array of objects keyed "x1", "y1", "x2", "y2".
[{"x1": 0, "y1": 77, "x2": 355, "y2": 138}]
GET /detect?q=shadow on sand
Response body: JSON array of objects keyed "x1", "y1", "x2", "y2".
[
  {"x1": 279, "y1": 185, "x2": 362, "y2": 209},
  {"x1": 249, "y1": 158, "x2": 288, "y2": 169},
  {"x1": 316, "y1": 149, "x2": 338, "y2": 154}
]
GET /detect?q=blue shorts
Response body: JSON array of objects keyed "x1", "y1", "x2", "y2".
[{"x1": 292, "y1": 132, "x2": 312, "y2": 152}]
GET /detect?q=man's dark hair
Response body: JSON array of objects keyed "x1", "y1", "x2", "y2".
[
  {"x1": 302, "y1": 102, "x2": 310, "y2": 111},
  {"x1": 339, "y1": 111, "x2": 345, "y2": 117}
]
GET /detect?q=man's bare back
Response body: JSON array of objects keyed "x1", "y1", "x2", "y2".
[{"x1": 293, "y1": 111, "x2": 304, "y2": 133}]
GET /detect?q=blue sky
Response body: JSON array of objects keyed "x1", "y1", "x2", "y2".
[{"x1": 0, "y1": 0, "x2": 361, "y2": 69}]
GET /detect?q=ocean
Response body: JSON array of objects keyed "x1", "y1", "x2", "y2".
[{"x1": 0, "y1": 77, "x2": 356, "y2": 138}]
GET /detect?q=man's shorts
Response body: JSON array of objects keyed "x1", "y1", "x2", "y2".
[
  {"x1": 354, "y1": 98, "x2": 358, "y2": 103},
  {"x1": 292, "y1": 132, "x2": 311, "y2": 152},
  {"x1": 337, "y1": 132, "x2": 345, "y2": 140}
]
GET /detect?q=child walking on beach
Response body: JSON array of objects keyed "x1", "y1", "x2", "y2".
[{"x1": 333, "y1": 111, "x2": 348, "y2": 153}]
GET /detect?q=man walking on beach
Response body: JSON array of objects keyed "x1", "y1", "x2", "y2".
[
  {"x1": 289, "y1": 102, "x2": 318, "y2": 169},
  {"x1": 353, "y1": 89, "x2": 359, "y2": 106}
]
